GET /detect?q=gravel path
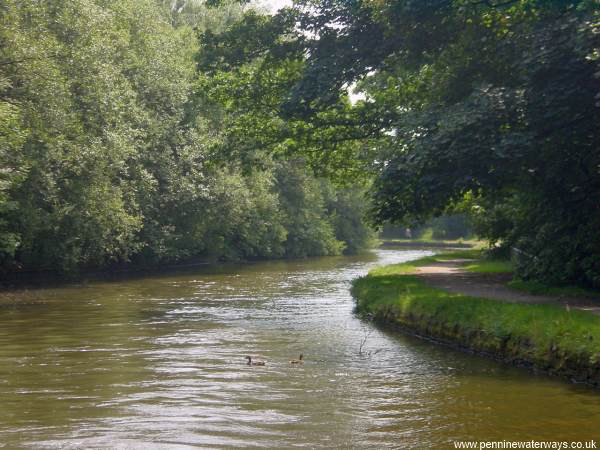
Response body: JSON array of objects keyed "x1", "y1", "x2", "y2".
[{"x1": 413, "y1": 259, "x2": 600, "y2": 315}]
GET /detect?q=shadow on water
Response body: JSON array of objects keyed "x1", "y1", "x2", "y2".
[{"x1": 0, "y1": 251, "x2": 380, "y2": 293}]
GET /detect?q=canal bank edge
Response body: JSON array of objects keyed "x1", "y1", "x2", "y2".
[{"x1": 351, "y1": 259, "x2": 600, "y2": 387}]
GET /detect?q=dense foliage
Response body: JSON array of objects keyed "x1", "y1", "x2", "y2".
[
  {"x1": 363, "y1": 1, "x2": 600, "y2": 288},
  {"x1": 3, "y1": 0, "x2": 598, "y2": 287},
  {"x1": 0, "y1": 0, "x2": 374, "y2": 274},
  {"x1": 200, "y1": 0, "x2": 600, "y2": 288}
]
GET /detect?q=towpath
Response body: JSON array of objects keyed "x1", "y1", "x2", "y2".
[{"x1": 413, "y1": 259, "x2": 600, "y2": 315}]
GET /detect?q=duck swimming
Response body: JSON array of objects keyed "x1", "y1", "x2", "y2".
[
  {"x1": 289, "y1": 354, "x2": 304, "y2": 364},
  {"x1": 245, "y1": 356, "x2": 266, "y2": 366}
]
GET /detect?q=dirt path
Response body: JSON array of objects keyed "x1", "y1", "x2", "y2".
[{"x1": 414, "y1": 259, "x2": 600, "y2": 315}]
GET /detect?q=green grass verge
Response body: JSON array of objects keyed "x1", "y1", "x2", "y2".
[
  {"x1": 380, "y1": 238, "x2": 485, "y2": 248},
  {"x1": 352, "y1": 261, "x2": 600, "y2": 385},
  {"x1": 382, "y1": 249, "x2": 598, "y2": 299},
  {"x1": 373, "y1": 249, "x2": 483, "y2": 277},
  {"x1": 456, "y1": 253, "x2": 598, "y2": 297},
  {"x1": 442, "y1": 252, "x2": 597, "y2": 297},
  {"x1": 434, "y1": 249, "x2": 482, "y2": 260},
  {"x1": 373, "y1": 249, "x2": 505, "y2": 276},
  {"x1": 507, "y1": 280, "x2": 600, "y2": 299},
  {"x1": 463, "y1": 259, "x2": 513, "y2": 274}
]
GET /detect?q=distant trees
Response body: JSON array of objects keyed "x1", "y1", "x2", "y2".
[
  {"x1": 0, "y1": 0, "x2": 374, "y2": 274},
  {"x1": 381, "y1": 215, "x2": 472, "y2": 241}
]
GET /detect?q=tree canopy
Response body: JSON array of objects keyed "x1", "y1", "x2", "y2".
[{"x1": 198, "y1": 0, "x2": 600, "y2": 287}]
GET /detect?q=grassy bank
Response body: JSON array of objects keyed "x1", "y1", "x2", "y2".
[{"x1": 351, "y1": 254, "x2": 600, "y2": 386}]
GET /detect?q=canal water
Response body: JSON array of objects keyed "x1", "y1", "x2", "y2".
[{"x1": 0, "y1": 249, "x2": 598, "y2": 449}]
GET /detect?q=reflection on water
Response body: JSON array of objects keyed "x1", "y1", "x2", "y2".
[{"x1": 0, "y1": 249, "x2": 598, "y2": 449}]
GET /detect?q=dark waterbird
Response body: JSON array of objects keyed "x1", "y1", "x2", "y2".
[{"x1": 245, "y1": 356, "x2": 266, "y2": 366}]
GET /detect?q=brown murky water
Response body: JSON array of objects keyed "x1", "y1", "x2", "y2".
[{"x1": 0, "y1": 249, "x2": 598, "y2": 449}]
